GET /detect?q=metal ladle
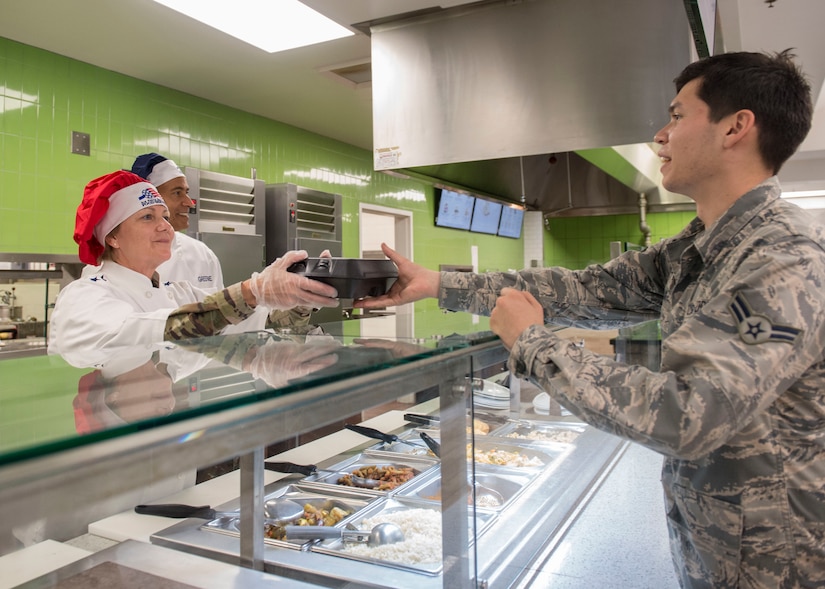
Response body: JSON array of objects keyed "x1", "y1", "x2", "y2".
[
  {"x1": 284, "y1": 522, "x2": 405, "y2": 546},
  {"x1": 264, "y1": 497, "x2": 306, "y2": 521}
]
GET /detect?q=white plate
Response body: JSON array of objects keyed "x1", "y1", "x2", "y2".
[
  {"x1": 473, "y1": 378, "x2": 510, "y2": 400},
  {"x1": 532, "y1": 392, "x2": 550, "y2": 412},
  {"x1": 473, "y1": 395, "x2": 510, "y2": 409}
]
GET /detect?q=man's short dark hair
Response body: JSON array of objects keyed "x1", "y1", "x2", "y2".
[{"x1": 674, "y1": 50, "x2": 812, "y2": 174}]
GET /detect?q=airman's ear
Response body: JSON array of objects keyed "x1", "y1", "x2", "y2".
[{"x1": 723, "y1": 109, "x2": 757, "y2": 147}]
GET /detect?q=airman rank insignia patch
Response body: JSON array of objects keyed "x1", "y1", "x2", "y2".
[{"x1": 729, "y1": 292, "x2": 801, "y2": 345}]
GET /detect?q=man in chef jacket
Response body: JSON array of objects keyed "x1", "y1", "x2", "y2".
[{"x1": 131, "y1": 153, "x2": 223, "y2": 293}]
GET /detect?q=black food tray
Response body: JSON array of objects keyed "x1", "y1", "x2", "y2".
[{"x1": 287, "y1": 257, "x2": 398, "y2": 299}]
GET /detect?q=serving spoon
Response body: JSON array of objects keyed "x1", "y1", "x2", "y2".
[{"x1": 284, "y1": 522, "x2": 405, "y2": 546}]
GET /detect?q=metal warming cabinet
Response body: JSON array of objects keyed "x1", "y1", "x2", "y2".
[
  {"x1": 264, "y1": 183, "x2": 342, "y2": 262},
  {"x1": 184, "y1": 168, "x2": 266, "y2": 286}
]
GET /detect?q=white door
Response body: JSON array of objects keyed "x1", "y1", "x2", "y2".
[{"x1": 358, "y1": 204, "x2": 413, "y2": 341}]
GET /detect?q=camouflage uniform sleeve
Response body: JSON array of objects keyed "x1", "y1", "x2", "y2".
[
  {"x1": 266, "y1": 306, "x2": 313, "y2": 329},
  {"x1": 510, "y1": 237, "x2": 825, "y2": 460},
  {"x1": 439, "y1": 243, "x2": 664, "y2": 329},
  {"x1": 174, "y1": 332, "x2": 262, "y2": 372},
  {"x1": 164, "y1": 283, "x2": 257, "y2": 340}
]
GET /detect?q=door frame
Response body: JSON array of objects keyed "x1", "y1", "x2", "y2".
[{"x1": 358, "y1": 203, "x2": 414, "y2": 339}]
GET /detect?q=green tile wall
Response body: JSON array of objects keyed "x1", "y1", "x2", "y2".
[{"x1": 544, "y1": 210, "x2": 696, "y2": 269}]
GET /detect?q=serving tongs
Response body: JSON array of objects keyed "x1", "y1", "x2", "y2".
[
  {"x1": 264, "y1": 461, "x2": 380, "y2": 489},
  {"x1": 403, "y1": 413, "x2": 440, "y2": 427},
  {"x1": 264, "y1": 461, "x2": 321, "y2": 476},
  {"x1": 345, "y1": 424, "x2": 420, "y2": 452},
  {"x1": 135, "y1": 497, "x2": 305, "y2": 524}
]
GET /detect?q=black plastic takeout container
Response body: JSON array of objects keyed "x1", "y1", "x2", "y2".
[{"x1": 286, "y1": 257, "x2": 398, "y2": 299}]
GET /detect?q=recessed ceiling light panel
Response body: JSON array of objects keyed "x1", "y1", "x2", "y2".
[{"x1": 151, "y1": 0, "x2": 354, "y2": 53}]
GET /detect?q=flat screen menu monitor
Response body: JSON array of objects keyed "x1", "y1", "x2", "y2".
[
  {"x1": 498, "y1": 206, "x2": 525, "y2": 238},
  {"x1": 470, "y1": 199, "x2": 503, "y2": 234},
  {"x1": 435, "y1": 189, "x2": 475, "y2": 230}
]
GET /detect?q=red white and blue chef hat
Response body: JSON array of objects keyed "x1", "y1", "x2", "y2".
[
  {"x1": 131, "y1": 152, "x2": 185, "y2": 187},
  {"x1": 74, "y1": 170, "x2": 167, "y2": 265}
]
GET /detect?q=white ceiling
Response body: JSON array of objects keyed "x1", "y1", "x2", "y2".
[{"x1": 1, "y1": 0, "x2": 824, "y2": 175}]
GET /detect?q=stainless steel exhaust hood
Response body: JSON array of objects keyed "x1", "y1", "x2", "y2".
[{"x1": 370, "y1": 0, "x2": 696, "y2": 216}]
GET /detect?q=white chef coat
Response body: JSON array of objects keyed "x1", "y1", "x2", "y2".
[
  {"x1": 157, "y1": 232, "x2": 224, "y2": 293},
  {"x1": 81, "y1": 232, "x2": 224, "y2": 293},
  {"x1": 49, "y1": 261, "x2": 217, "y2": 367}
]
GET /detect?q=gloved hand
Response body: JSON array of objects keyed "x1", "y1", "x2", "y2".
[
  {"x1": 244, "y1": 338, "x2": 341, "y2": 388},
  {"x1": 247, "y1": 250, "x2": 339, "y2": 310}
]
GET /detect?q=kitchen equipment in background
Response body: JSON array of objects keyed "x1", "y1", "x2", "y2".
[
  {"x1": 184, "y1": 167, "x2": 266, "y2": 286},
  {"x1": 265, "y1": 183, "x2": 342, "y2": 260},
  {"x1": 609, "y1": 241, "x2": 646, "y2": 260},
  {"x1": 265, "y1": 183, "x2": 343, "y2": 325}
]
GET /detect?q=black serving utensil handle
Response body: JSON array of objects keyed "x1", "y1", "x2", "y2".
[
  {"x1": 345, "y1": 423, "x2": 399, "y2": 444},
  {"x1": 264, "y1": 462, "x2": 318, "y2": 476},
  {"x1": 135, "y1": 503, "x2": 217, "y2": 519},
  {"x1": 403, "y1": 413, "x2": 440, "y2": 427},
  {"x1": 419, "y1": 431, "x2": 441, "y2": 458}
]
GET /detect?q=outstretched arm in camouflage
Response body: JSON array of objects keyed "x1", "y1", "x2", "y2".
[
  {"x1": 490, "y1": 287, "x2": 544, "y2": 349},
  {"x1": 353, "y1": 243, "x2": 441, "y2": 309}
]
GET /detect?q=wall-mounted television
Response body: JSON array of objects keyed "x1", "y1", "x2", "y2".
[
  {"x1": 470, "y1": 198, "x2": 503, "y2": 235},
  {"x1": 498, "y1": 205, "x2": 525, "y2": 238},
  {"x1": 435, "y1": 188, "x2": 475, "y2": 230}
]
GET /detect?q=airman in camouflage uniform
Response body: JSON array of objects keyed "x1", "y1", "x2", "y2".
[
  {"x1": 356, "y1": 51, "x2": 824, "y2": 588},
  {"x1": 441, "y1": 177, "x2": 825, "y2": 588}
]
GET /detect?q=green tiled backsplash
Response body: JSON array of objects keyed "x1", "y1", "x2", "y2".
[{"x1": 1, "y1": 36, "x2": 696, "y2": 329}]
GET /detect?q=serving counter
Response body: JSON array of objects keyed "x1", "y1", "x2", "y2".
[{"x1": 0, "y1": 317, "x2": 624, "y2": 588}]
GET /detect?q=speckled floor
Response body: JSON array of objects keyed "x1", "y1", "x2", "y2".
[{"x1": 514, "y1": 442, "x2": 679, "y2": 589}]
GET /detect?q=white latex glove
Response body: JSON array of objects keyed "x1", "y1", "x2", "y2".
[
  {"x1": 245, "y1": 339, "x2": 341, "y2": 388},
  {"x1": 248, "y1": 250, "x2": 339, "y2": 310}
]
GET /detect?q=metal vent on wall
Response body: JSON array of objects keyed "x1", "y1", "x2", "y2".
[
  {"x1": 318, "y1": 59, "x2": 372, "y2": 89},
  {"x1": 185, "y1": 168, "x2": 264, "y2": 236},
  {"x1": 295, "y1": 190, "x2": 338, "y2": 240},
  {"x1": 183, "y1": 167, "x2": 266, "y2": 285}
]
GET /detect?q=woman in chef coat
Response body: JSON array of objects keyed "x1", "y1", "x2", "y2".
[{"x1": 49, "y1": 170, "x2": 339, "y2": 367}]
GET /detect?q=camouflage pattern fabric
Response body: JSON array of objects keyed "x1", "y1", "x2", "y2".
[
  {"x1": 164, "y1": 283, "x2": 312, "y2": 340},
  {"x1": 440, "y1": 177, "x2": 825, "y2": 588}
]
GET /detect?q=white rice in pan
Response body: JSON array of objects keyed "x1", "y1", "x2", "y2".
[{"x1": 342, "y1": 508, "x2": 442, "y2": 564}]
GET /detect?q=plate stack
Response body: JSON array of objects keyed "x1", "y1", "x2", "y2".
[{"x1": 472, "y1": 380, "x2": 511, "y2": 409}]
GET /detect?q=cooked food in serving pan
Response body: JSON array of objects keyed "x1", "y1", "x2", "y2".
[
  {"x1": 467, "y1": 440, "x2": 561, "y2": 469},
  {"x1": 309, "y1": 497, "x2": 496, "y2": 575},
  {"x1": 494, "y1": 421, "x2": 587, "y2": 444},
  {"x1": 301, "y1": 454, "x2": 437, "y2": 492},
  {"x1": 200, "y1": 485, "x2": 373, "y2": 548},
  {"x1": 394, "y1": 432, "x2": 559, "y2": 470},
  {"x1": 264, "y1": 500, "x2": 353, "y2": 541},
  {"x1": 337, "y1": 464, "x2": 416, "y2": 491}
]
